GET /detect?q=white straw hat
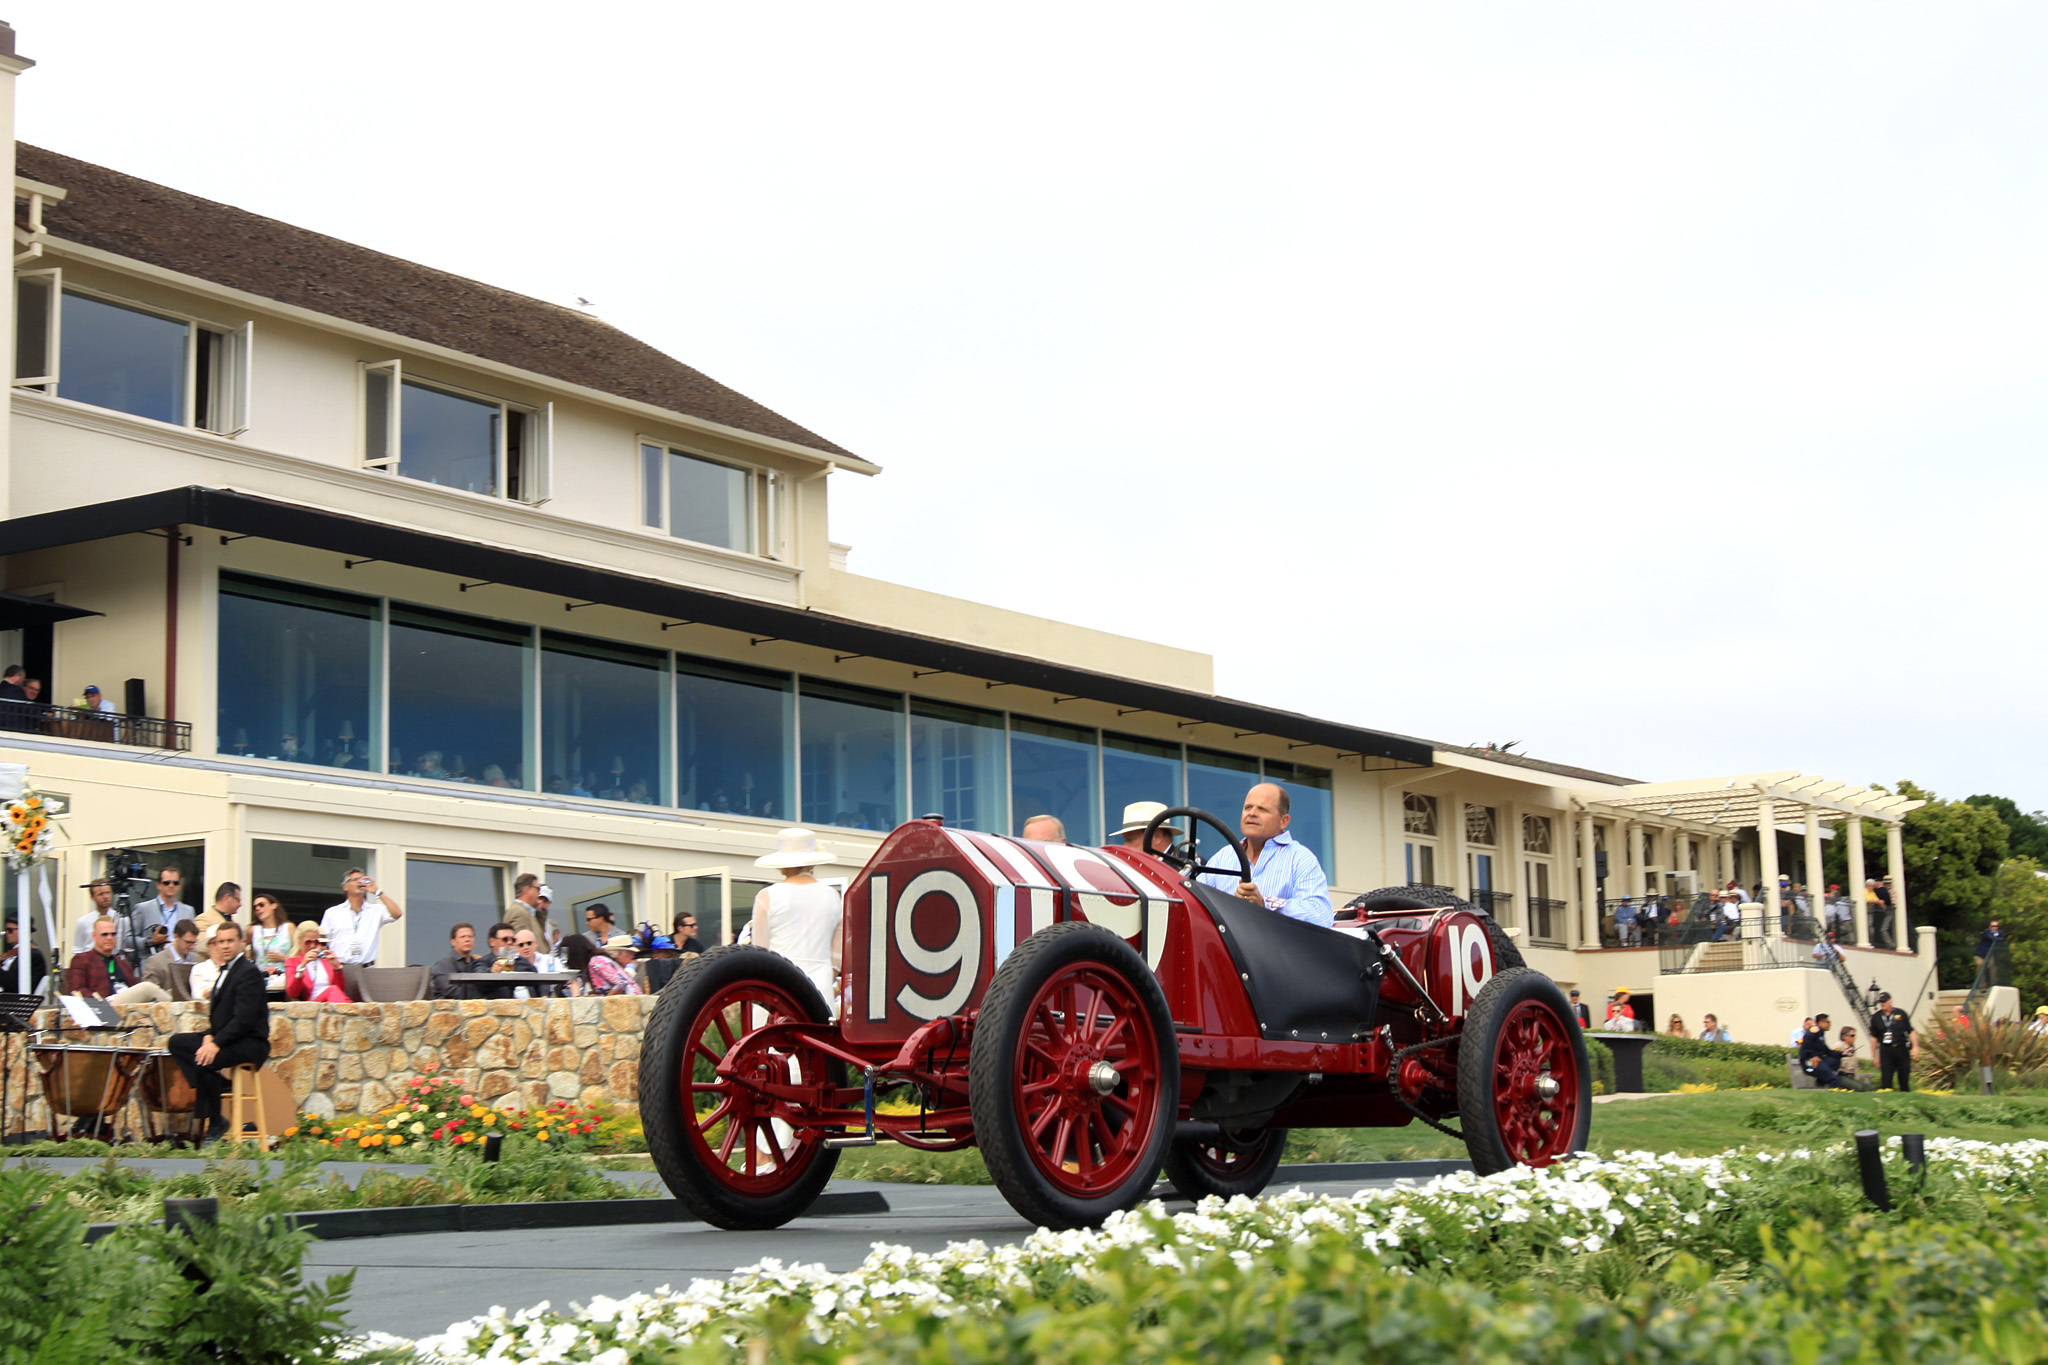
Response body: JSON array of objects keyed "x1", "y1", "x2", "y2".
[
  {"x1": 755, "y1": 827, "x2": 825, "y2": 870},
  {"x1": 1110, "y1": 801, "x2": 1183, "y2": 839}
]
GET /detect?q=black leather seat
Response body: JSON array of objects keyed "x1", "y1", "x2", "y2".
[{"x1": 1186, "y1": 882, "x2": 1382, "y2": 1043}]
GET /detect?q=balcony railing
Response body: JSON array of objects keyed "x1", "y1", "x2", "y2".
[
  {"x1": 1658, "y1": 915, "x2": 1839, "y2": 975},
  {"x1": 1469, "y1": 889, "x2": 1514, "y2": 922},
  {"x1": 0, "y1": 700, "x2": 191, "y2": 751}
]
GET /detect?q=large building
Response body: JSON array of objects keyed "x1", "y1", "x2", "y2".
[{"x1": 0, "y1": 30, "x2": 1939, "y2": 1044}]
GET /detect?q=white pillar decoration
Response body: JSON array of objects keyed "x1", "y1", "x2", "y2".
[
  {"x1": 1577, "y1": 811, "x2": 1598, "y2": 949},
  {"x1": 12, "y1": 867, "x2": 25, "y2": 994},
  {"x1": 1847, "y1": 816, "x2": 1869, "y2": 945},
  {"x1": 1886, "y1": 821, "x2": 1910, "y2": 948},
  {"x1": 1757, "y1": 795, "x2": 1782, "y2": 933},
  {"x1": 1802, "y1": 808, "x2": 1823, "y2": 931}
]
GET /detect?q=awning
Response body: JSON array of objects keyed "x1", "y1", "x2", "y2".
[
  {"x1": 0, "y1": 487, "x2": 1433, "y2": 769},
  {"x1": 0, "y1": 589, "x2": 101, "y2": 632},
  {"x1": 1592, "y1": 772, "x2": 1922, "y2": 827}
]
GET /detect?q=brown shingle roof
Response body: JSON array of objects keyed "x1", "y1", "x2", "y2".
[
  {"x1": 1437, "y1": 743, "x2": 1642, "y2": 787},
  {"x1": 17, "y1": 144, "x2": 859, "y2": 462}
]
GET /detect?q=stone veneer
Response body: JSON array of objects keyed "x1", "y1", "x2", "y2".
[{"x1": 7, "y1": 997, "x2": 654, "y2": 1129}]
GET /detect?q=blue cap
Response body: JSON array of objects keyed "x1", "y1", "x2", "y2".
[{"x1": 83, "y1": 684, "x2": 100, "y2": 694}]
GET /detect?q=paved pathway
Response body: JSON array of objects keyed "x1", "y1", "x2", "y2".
[{"x1": 307, "y1": 1172, "x2": 1413, "y2": 1341}]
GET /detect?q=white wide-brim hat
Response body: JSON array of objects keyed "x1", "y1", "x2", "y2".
[
  {"x1": 1111, "y1": 800, "x2": 1183, "y2": 839},
  {"x1": 755, "y1": 827, "x2": 825, "y2": 869}
]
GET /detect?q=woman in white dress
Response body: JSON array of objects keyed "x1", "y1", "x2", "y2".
[{"x1": 749, "y1": 828, "x2": 842, "y2": 1015}]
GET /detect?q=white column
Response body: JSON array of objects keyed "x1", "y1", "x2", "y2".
[
  {"x1": 1847, "y1": 817, "x2": 1869, "y2": 945},
  {"x1": 1501, "y1": 799, "x2": 1524, "y2": 931},
  {"x1": 1757, "y1": 796, "x2": 1782, "y2": 933},
  {"x1": 1577, "y1": 811, "x2": 1598, "y2": 949},
  {"x1": 1447, "y1": 791, "x2": 1468, "y2": 898},
  {"x1": 1802, "y1": 808, "x2": 1823, "y2": 932},
  {"x1": 1886, "y1": 821, "x2": 1910, "y2": 948}
]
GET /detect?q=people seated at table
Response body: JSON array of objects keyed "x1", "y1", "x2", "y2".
[
  {"x1": 285, "y1": 922, "x2": 353, "y2": 1003},
  {"x1": 63, "y1": 917, "x2": 171, "y2": 1005},
  {"x1": 166, "y1": 922, "x2": 271, "y2": 1145},
  {"x1": 563, "y1": 936, "x2": 642, "y2": 996},
  {"x1": 428, "y1": 922, "x2": 489, "y2": 999}
]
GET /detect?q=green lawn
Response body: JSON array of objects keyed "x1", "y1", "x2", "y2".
[{"x1": 591, "y1": 1089, "x2": 2048, "y2": 1185}]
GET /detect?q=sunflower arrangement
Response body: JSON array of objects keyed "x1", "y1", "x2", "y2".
[{"x1": 0, "y1": 786, "x2": 63, "y2": 869}]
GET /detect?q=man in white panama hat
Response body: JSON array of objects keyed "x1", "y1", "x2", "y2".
[
  {"x1": 749, "y1": 828, "x2": 843, "y2": 1012},
  {"x1": 1110, "y1": 801, "x2": 1183, "y2": 854}
]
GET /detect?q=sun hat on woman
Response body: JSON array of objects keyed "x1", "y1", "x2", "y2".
[{"x1": 755, "y1": 828, "x2": 825, "y2": 870}]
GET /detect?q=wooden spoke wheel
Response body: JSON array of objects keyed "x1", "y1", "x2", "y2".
[
  {"x1": 1456, "y1": 967, "x2": 1590, "y2": 1173},
  {"x1": 970, "y1": 923, "x2": 1179, "y2": 1229},
  {"x1": 640, "y1": 946, "x2": 843, "y2": 1229}
]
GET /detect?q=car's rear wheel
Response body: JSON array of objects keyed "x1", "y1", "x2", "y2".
[
  {"x1": 640, "y1": 946, "x2": 843, "y2": 1229},
  {"x1": 1163, "y1": 1126, "x2": 1288, "y2": 1200},
  {"x1": 970, "y1": 923, "x2": 1179, "y2": 1229},
  {"x1": 1456, "y1": 967, "x2": 1590, "y2": 1174}
]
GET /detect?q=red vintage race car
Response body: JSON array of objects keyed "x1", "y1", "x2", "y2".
[{"x1": 638, "y1": 806, "x2": 1590, "y2": 1231}]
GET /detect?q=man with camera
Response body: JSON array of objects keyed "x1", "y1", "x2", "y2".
[
  {"x1": 318, "y1": 868, "x2": 404, "y2": 968},
  {"x1": 165, "y1": 922, "x2": 271, "y2": 1143}
]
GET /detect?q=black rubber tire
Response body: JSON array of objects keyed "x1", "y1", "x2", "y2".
[
  {"x1": 1162, "y1": 1127, "x2": 1288, "y2": 1201},
  {"x1": 969, "y1": 922, "x2": 1181, "y2": 1230},
  {"x1": 639, "y1": 945, "x2": 842, "y2": 1230},
  {"x1": 1455, "y1": 966, "x2": 1591, "y2": 1175},
  {"x1": 1350, "y1": 886, "x2": 1527, "y2": 973}
]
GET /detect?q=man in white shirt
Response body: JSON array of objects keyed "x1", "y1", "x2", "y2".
[
  {"x1": 71, "y1": 878, "x2": 118, "y2": 954},
  {"x1": 318, "y1": 868, "x2": 405, "y2": 967}
]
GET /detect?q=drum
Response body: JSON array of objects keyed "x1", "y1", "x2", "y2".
[
  {"x1": 31, "y1": 1043, "x2": 149, "y2": 1119},
  {"x1": 138, "y1": 1049, "x2": 202, "y2": 1144}
]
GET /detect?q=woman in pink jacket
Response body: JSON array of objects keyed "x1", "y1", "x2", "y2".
[{"x1": 284, "y1": 921, "x2": 353, "y2": 1003}]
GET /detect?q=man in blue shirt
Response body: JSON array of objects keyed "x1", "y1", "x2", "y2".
[{"x1": 1198, "y1": 783, "x2": 1332, "y2": 928}]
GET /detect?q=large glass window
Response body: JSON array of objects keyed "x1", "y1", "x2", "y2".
[
  {"x1": 640, "y1": 441, "x2": 757, "y2": 553},
  {"x1": 404, "y1": 858, "x2": 505, "y2": 965},
  {"x1": 544, "y1": 869, "x2": 636, "y2": 937},
  {"x1": 541, "y1": 632, "x2": 663, "y2": 804},
  {"x1": 61, "y1": 291, "x2": 189, "y2": 424},
  {"x1": 1263, "y1": 759, "x2": 1333, "y2": 873},
  {"x1": 799, "y1": 678, "x2": 904, "y2": 831},
  {"x1": 1103, "y1": 732, "x2": 1182, "y2": 834},
  {"x1": 1010, "y1": 717, "x2": 1099, "y2": 844},
  {"x1": 217, "y1": 573, "x2": 378, "y2": 769},
  {"x1": 1186, "y1": 748, "x2": 1259, "y2": 848},
  {"x1": 364, "y1": 365, "x2": 536, "y2": 500},
  {"x1": 389, "y1": 604, "x2": 532, "y2": 789},
  {"x1": 252, "y1": 840, "x2": 371, "y2": 926},
  {"x1": 676, "y1": 657, "x2": 792, "y2": 820},
  {"x1": 911, "y1": 699, "x2": 1007, "y2": 831}
]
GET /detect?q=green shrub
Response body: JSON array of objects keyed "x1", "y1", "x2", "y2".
[
  {"x1": 1585, "y1": 1036, "x2": 1615, "y2": 1092},
  {"x1": 0, "y1": 1165, "x2": 353, "y2": 1365},
  {"x1": 1648, "y1": 1033, "x2": 1792, "y2": 1067}
]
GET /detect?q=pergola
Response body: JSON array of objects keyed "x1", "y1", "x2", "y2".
[{"x1": 1573, "y1": 772, "x2": 1924, "y2": 946}]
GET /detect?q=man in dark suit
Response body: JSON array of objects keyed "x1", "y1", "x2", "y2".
[{"x1": 165, "y1": 922, "x2": 271, "y2": 1143}]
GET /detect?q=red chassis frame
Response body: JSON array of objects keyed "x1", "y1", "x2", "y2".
[{"x1": 700, "y1": 820, "x2": 1507, "y2": 1146}]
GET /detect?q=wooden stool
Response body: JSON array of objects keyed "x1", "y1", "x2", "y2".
[{"x1": 224, "y1": 1064, "x2": 271, "y2": 1148}]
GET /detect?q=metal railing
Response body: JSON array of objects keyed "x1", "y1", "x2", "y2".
[
  {"x1": 1658, "y1": 915, "x2": 1838, "y2": 975},
  {"x1": 1469, "y1": 889, "x2": 1514, "y2": 922},
  {"x1": 0, "y1": 699, "x2": 190, "y2": 751},
  {"x1": 1961, "y1": 941, "x2": 2011, "y2": 1020}
]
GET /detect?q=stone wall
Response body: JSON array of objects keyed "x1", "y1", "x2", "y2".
[{"x1": 5, "y1": 997, "x2": 655, "y2": 1132}]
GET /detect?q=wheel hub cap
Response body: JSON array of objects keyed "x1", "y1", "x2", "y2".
[
  {"x1": 1087, "y1": 1061, "x2": 1120, "y2": 1095},
  {"x1": 1535, "y1": 1075, "x2": 1560, "y2": 1100}
]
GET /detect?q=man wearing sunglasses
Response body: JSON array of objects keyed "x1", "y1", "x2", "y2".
[{"x1": 139, "y1": 867, "x2": 196, "y2": 948}]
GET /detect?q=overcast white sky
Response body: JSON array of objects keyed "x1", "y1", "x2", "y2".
[{"x1": 16, "y1": 4, "x2": 2045, "y2": 810}]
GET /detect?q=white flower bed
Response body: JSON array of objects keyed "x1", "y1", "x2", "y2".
[{"x1": 385, "y1": 1138, "x2": 2048, "y2": 1363}]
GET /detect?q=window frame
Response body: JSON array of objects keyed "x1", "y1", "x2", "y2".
[
  {"x1": 16, "y1": 273, "x2": 251, "y2": 434},
  {"x1": 360, "y1": 360, "x2": 551, "y2": 504},
  {"x1": 637, "y1": 437, "x2": 776, "y2": 557}
]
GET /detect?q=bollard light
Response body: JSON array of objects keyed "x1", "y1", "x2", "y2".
[
  {"x1": 164, "y1": 1196, "x2": 219, "y2": 1287},
  {"x1": 1902, "y1": 1132, "x2": 1926, "y2": 1177},
  {"x1": 483, "y1": 1132, "x2": 503, "y2": 1164},
  {"x1": 1853, "y1": 1130, "x2": 1891, "y2": 1211}
]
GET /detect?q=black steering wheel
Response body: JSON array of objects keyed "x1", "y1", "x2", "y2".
[{"x1": 1144, "y1": 806, "x2": 1253, "y2": 885}]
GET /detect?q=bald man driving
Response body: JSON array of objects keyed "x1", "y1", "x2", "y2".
[{"x1": 1197, "y1": 782, "x2": 1332, "y2": 928}]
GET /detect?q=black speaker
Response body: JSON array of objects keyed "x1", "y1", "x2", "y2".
[
  {"x1": 1595, "y1": 851, "x2": 1609, "y2": 880},
  {"x1": 124, "y1": 678, "x2": 146, "y2": 717}
]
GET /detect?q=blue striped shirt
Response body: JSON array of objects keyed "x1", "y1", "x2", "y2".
[{"x1": 1197, "y1": 829, "x2": 1333, "y2": 928}]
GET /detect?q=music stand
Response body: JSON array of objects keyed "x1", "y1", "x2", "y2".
[{"x1": 0, "y1": 992, "x2": 43, "y2": 1148}]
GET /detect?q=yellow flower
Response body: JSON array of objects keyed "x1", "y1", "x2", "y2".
[
  {"x1": 536, "y1": 1131, "x2": 550, "y2": 1142},
  {"x1": 387, "y1": 1135, "x2": 404, "y2": 1147},
  {"x1": 283, "y1": 1126, "x2": 300, "y2": 1138}
]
